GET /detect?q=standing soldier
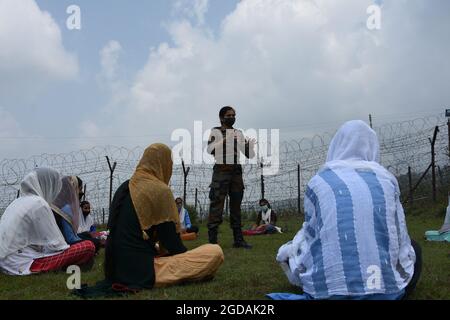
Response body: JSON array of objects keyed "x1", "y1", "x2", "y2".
[{"x1": 207, "y1": 106, "x2": 256, "y2": 249}]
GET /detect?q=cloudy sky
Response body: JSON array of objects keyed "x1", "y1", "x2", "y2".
[{"x1": 0, "y1": 0, "x2": 449, "y2": 160}]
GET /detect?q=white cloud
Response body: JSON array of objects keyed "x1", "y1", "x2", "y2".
[
  {"x1": 0, "y1": 0, "x2": 78, "y2": 100},
  {"x1": 98, "y1": 40, "x2": 122, "y2": 84},
  {"x1": 0, "y1": 107, "x2": 29, "y2": 159},
  {"x1": 86, "y1": 0, "x2": 450, "y2": 149},
  {"x1": 97, "y1": 40, "x2": 128, "y2": 110},
  {"x1": 80, "y1": 120, "x2": 102, "y2": 138},
  {"x1": 0, "y1": 108, "x2": 23, "y2": 138},
  {"x1": 173, "y1": 0, "x2": 209, "y2": 26}
]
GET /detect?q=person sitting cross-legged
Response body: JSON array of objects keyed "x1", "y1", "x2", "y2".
[
  {"x1": 270, "y1": 120, "x2": 422, "y2": 300},
  {"x1": 175, "y1": 197, "x2": 199, "y2": 241},
  {"x1": 74, "y1": 143, "x2": 224, "y2": 298},
  {"x1": 0, "y1": 168, "x2": 95, "y2": 276}
]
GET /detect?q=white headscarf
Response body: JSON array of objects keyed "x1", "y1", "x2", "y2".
[
  {"x1": 326, "y1": 120, "x2": 380, "y2": 163},
  {"x1": 440, "y1": 195, "x2": 450, "y2": 234},
  {"x1": 0, "y1": 168, "x2": 69, "y2": 259},
  {"x1": 78, "y1": 205, "x2": 94, "y2": 233},
  {"x1": 178, "y1": 206, "x2": 186, "y2": 226},
  {"x1": 52, "y1": 176, "x2": 81, "y2": 233},
  {"x1": 261, "y1": 208, "x2": 272, "y2": 224},
  {"x1": 20, "y1": 167, "x2": 63, "y2": 203},
  {"x1": 321, "y1": 120, "x2": 389, "y2": 178}
]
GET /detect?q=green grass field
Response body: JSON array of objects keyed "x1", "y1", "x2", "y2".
[{"x1": 0, "y1": 208, "x2": 448, "y2": 300}]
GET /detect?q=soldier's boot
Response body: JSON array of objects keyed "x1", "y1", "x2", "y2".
[
  {"x1": 208, "y1": 227, "x2": 218, "y2": 244},
  {"x1": 232, "y1": 228, "x2": 252, "y2": 249}
]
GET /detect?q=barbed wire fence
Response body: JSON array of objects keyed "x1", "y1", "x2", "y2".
[{"x1": 1, "y1": 114, "x2": 449, "y2": 224}]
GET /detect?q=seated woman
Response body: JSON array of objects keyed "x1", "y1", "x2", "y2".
[
  {"x1": 244, "y1": 199, "x2": 281, "y2": 236},
  {"x1": 52, "y1": 176, "x2": 100, "y2": 253},
  {"x1": 0, "y1": 168, "x2": 95, "y2": 275},
  {"x1": 272, "y1": 120, "x2": 421, "y2": 300},
  {"x1": 79, "y1": 143, "x2": 223, "y2": 295},
  {"x1": 79, "y1": 201, "x2": 96, "y2": 234},
  {"x1": 78, "y1": 200, "x2": 107, "y2": 247},
  {"x1": 175, "y1": 197, "x2": 199, "y2": 240}
]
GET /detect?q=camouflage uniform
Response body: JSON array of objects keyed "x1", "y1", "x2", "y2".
[{"x1": 207, "y1": 127, "x2": 253, "y2": 246}]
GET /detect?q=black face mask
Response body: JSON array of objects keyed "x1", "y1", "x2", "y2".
[{"x1": 222, "y1": 118, "x2": 235, "y2": 127}]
